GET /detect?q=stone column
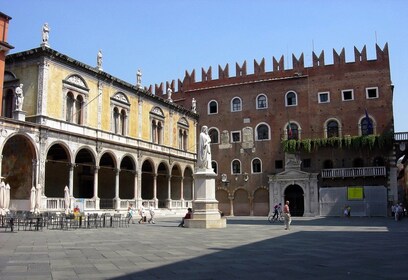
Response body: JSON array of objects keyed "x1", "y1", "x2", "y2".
[
  {"x1": 229, "y1": 195, "x2": 234, "y2": 216},
  {"x1": 166, "y1": 175, "x2": 172, "y2": 208},
  {"x1": 114, "y1": 169, "x2": 120, "y2": 210},
  {"x1": 153, "y1": 174, "x2": 158, "y2": 208},
  {"x1": 69, "y1": 164, "x2": 74, "y2": 197},
  {"x1": 93, "y1": 166, "x2": 100, "y2": 209}
]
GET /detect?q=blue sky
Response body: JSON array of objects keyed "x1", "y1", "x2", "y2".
[{"x1": 2, "y1": 0, "x2": 407, "y2": 131}]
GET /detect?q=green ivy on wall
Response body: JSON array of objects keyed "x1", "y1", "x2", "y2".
[{"x1": 281, "y1": 131, "x2": 393, "y2": 153}]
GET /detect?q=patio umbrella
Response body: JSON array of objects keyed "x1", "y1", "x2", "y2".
[
  {"x1": 35, "y1": 184, "x2": 42, "y2": 214},
  {"x1": 64, "y1": 186, "x2": 70, "y2": 214},
  {"x1": 30, "y1": 186, "x2": 36, "y2": 212},
  {"x1": 0, "y1": 180, "x2": 5, "y2": 215},
  {"x1": 4, "y1": 183, "x2": 10, "y2": 213}
]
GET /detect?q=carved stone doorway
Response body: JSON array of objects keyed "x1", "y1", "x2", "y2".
[{"x1": 284, "y1": 184, "x2": 304, "y2": 216}]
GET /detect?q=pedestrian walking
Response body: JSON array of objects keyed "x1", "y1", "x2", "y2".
[
  {"x1": 127, "y1": 204, "x2": 135, "y2": 224},
  {"x1": 148, "y1": 205, "x2": 155, "y2": 224},
  {"x1": 138, "y1": 202, "x2": 147, "y2": 224},
  {"x1": 283, "y1": 200, "x2": 291, "y2": 230}
]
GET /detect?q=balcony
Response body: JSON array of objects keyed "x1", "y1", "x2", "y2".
[
  {"x1": 321, "y1": 166, "x2": 386, "y2": 179},
  {"x1": 394, "y1": 132, "x2": 408, "y2": 141}
]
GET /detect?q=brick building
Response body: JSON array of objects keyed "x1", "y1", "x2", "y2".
[{"x1": 152, "y1": 44, "x2": 395, "y2": 217}]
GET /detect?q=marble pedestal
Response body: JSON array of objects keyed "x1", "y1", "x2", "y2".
[
  {"x1": 13, "y1": 110, "x2": 26, "y2": 121},
  {"x1": 184, "y1": 168, "x2": 226, "y2": 229}
]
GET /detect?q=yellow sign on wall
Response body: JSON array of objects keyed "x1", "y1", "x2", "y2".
[{"x1": 347, "y1": 186, "x2": 364, "y2": 200}]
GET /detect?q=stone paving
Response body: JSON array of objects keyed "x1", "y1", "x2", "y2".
[{"x1": 0, "y1": 216, "x2": 407, "y2": 280}]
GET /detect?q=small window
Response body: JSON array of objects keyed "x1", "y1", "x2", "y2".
[
  {"x1": 256, "y1": 123, "x2": 270, "y2": 140},
  {"x1": 208, "y1": 100, "x2": 218, "y2": 114},
  {"x1": 342, "y1": 89, "x2": 354, "y2": 101},
  {"x1": 252, "y1": 158, "x2": 262, "y2": 173},
  {"x1": 232, "y1": 160, "x2": 241, "y2": 174},
  {"x1": 209, "y1": 128, "x2": 219, "y2": 144},
  {"x1": 231, "y1": 97, "x2": 242, "y2": 112},
  {"x1": 275, "y1": 160, "x2": 283, "y2": 169},
  {"x1": 327, "y1": 120, "x2": 339, "y2": 138},
  {"x1": 231, "y1": 131, "x2": 241, "y2": 143},
  {"x1": 287, "y1": 123, "x2": 299, "y2": 140},
  {"x1": 286, "y1": 91, "x2": 298, "y2": 106},
  {"x1": 256, "y1": 94, "x2": 268, "y2": 109},
  {"x1": 366, "y1": 87, "x2": 379, "y2": 99},
  {"x1": 318, "y1": 92, "x2": 330, "y2": 103}
]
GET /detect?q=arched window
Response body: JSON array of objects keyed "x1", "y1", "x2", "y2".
[
  {"x1": 285, "y1": 91, "x2": 298, "y2": 106},
  {"x1": 209, "y1": 128, "x2": 219, "y2": 144},
  {"x1": 63, "y1": 74, "x2": 89, "y2": 125},
  {"x1": 256, "y1": 123, "x2": 270, "y2": 141},
  {"x1": 232, "y1": 160, "x2": 241, "y2": 174},
  {"x1": 361, "y1": 117, "x2": 374, "y2": 136},
  {"x1": 75, "y1": 95, "x2": 84, "y2": 125},
  {"x1": 231, "y1": 97, "x2": 242, "y2": 112},
  {"x1": 150, "y1": 107, "x2": 165, "y2": 144},
  {"x1": 120, "y1": 109, "x2": 127, "y2": 135},
  {"x1": 66, "y1": 92, "x2": 75, "y2": 122},
  {"x1": 113, "y1": 107, "x2": 120, "y2": 134},
  {"x1": 287, "y1": 123, "x2": 299, "y2": 140},
  {"x1": 208, "y1": 100, "x2": 218, "y2": 114},
  {"x1": 178, "y1": 117, "x2": 189, "y2": 151},
  {"x1": 252, "y1": 158, "x2": 262, "y2": 173},
  {"x1": 327, "y1": 120, "x2": 339, "y2": 138},
  {"x1": 256, "y1": 94, "x2": 267, "y2": 109}
]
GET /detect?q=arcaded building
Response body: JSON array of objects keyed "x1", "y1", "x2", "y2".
[
  {"x1": 154, "y1": 44, "x2": 395, "y2": 217},
  {"x1": 1, "y1": 26, "x2": 198, "y2": 213}
]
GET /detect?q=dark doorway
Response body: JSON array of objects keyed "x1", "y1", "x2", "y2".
[{"x1": 284, "y1": 184, "x2": 304, "y2": 216}]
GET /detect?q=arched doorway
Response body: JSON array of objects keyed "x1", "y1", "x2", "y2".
[
  {"x1": 233, "y1": 189, "x2": 250, "y2": 216},
  {"x1": 99, "y1": 152, "x2": 116, "y2": 209},
  {"x1": 216, "y1": 189, "x2": 230, "y2": 216},
  {"x1": 1, "y1": 134, "x2": 36, "y2": 201},
  {"x1": 284, "y1": 184, "x2": 304, "y2": 216},
  {"x1": 119, "y1": 155, "x2": 136, "y2": 199},
  {"x1": 157, "y1": 162, "x2": 169, "y2": 208},
  {"x1": 45, "y1": 143, "x2": 70, "y2": 197},
  {"x1": 253, "y1": 188, "x2": 269, "y2": 216},
  {"x1": 74, "y1": 148, "x2": 95, "y2": 199},
  {"x1": 141, "y1": 160, "x2": 154, "y2": 201}
]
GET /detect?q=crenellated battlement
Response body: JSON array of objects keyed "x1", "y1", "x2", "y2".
[{"x1": 148, "y1": 43, "x2": 389, "y2": 96}]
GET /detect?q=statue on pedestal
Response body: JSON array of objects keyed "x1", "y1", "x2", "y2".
[
  {"x1": 192, "y1": 98, "x2": 197, "y2": 113},
  {"x1": 136, "y1": 69, "x2": 142, "y2": 88},
  {"x1": 42, "y1": 23, "x2": 50, "y2": 46},
  {"x1": 167, "y1": 87, "x2": 173, "y2": 102},
  {"x1": 97, "y1": 49, "x2": 103, "y2": 70},
  {"x1": 198, "y1": 126, "x2": 212, "y2": 170},
  {"x1": 15, "y1": 84, "x2": 24, "y2": 111}
]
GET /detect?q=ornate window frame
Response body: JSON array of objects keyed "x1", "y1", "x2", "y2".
[
  {"x1": 111, "y1": 92, "x2": 130, "y2": 136},
  {"x1": 62, "y1": 74, "x2": 89, "y2": 125}
]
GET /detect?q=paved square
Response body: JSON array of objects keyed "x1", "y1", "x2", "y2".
[{"x1": 1, "y1": 216, "x2": 407, "y2": 279}]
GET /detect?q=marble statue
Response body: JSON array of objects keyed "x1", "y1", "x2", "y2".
[
  {"x1": 136, "y1": 69, "x2": 142, "y2": 88},
  {"x1": 15, "y1": 84, "x2": 24, "y2": 111},
  {"x1": 42, "y1": 23, "x2": 49, "y2": 45},
  {"x1": 167, "y1": 87, "x2": 173, "y2": 102},
  {"x1": 198, "y1": 125, "x2": 212, "y2": 169},
  {"x1": 192, "y1": 98, "x2": 196, "y2": 113},
  {"x1": 97, "y1": 49, "x2": 103, "y2": 70}
]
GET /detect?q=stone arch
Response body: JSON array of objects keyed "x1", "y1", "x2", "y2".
[
  {"x1": 141, "y1": 159, "x2": 155, "y2": 200},
  {"x1": 119, "y1": 154, "x2": 136, "y2": 199},
  {"x1": 253, "y1": 187, "x2": 269, "y2": 216},
  {"x1": 45, "y1": 141, "x2": 72, "y2": 198},
  {"x1": 233, "y1": 188, "x2": 250, "y2": 216},
  {"x1": 216, "y1": 188, "x2": 230, "y2": 216},
  {"x1": 73, "y1": 147, "x2": 96, "y2": 199},
  {"x1": 183, "y1": 166, "x2": 194, "y2": 200},
  {"x1": 171, "y1": 164, "x2": 182, "y2": 200},
  {"x1": 157, "y1": 161, "x2": 170, "y2": 208},
  {"x1": 1, "y1": 133, "x2": 37, "y2": 202},
  {"x1": 98, "y1": 151, "x2": 117, "y2": 208}
]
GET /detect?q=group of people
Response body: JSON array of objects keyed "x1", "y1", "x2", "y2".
[
  {"x1": 391, "y1": 203, "x2": 406, "y2": 221},
  {"x1": 127, "y1": 203, "x2": 155, "y2": 224}
]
